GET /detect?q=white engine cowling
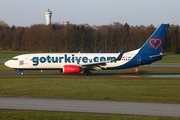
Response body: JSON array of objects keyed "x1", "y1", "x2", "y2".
[{"x1": 63, "y1": 65, "x2": 81, "y2": 74}]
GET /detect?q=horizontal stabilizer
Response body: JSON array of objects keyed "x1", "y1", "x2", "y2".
[{"x1": 150, "y1": 53, "x2": 173, "y2": 58}]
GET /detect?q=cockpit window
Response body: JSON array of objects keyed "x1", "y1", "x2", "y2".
[{"x1": 12, "y1": 58, "x2": 18, "y2": 60}]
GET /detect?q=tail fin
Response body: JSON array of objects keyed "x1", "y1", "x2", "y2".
[{"x1": 138, "y1": 24, "x2": 168, "y2": 55}]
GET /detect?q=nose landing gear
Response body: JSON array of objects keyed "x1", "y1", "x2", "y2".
[
  {"x1": 20, "y1": 72, "x2": 24, "y2": 75},
  {"x1": 15, "y1": 69, "x2": 24, "y2": 75}
]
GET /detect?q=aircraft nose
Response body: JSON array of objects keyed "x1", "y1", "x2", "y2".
[{"x1": 4, "y1": 60, "x2": 12, "y2": 68}]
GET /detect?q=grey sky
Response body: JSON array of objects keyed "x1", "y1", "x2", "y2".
[{"x1": 0, "y1": 0, "x2": 179, "y2": 27}]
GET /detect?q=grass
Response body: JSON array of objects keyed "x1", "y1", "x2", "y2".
[
  {"x1": 0, "y1": 51, "x2": 29, "y2": 60},
  {"x1": 0, "y1": 110, "x2": 179, "y2": 120},
  {"x1": 1, "y1": 63, "x2": 180, "y2": 104},
  {"x1": 1, "y1": 64, "x2": 180, "y2": 101},
  {"x1": 1, "y1": 76, "x2": 180, "y2": 103}
]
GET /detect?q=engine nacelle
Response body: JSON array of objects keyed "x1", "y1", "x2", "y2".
[{"x1": 63, "y1": 65, "x2": 81, "y2": 74}]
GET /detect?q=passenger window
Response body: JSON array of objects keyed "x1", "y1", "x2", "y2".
[{"x1": 12, "y1": 58, "x2": 18, "y2": 60}]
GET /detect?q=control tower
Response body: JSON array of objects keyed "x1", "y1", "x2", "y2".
[{"x1": 45, "y1": 9, "x2": 52, "y2": 25}]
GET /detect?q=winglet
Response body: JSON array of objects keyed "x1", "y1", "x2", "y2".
[
  {"x1": 116, "y1": 49, "x2": 125, "y2": 61},
  {"x1": 99, "y1": 49, "x2": 103, "y2": 53}
]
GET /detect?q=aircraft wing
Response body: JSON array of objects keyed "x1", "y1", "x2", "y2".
[
  {"x1": 81, "y1": 62, "x2": 106, "y2": 70},
  {"x1": 81, "y1": 49, "x2": 125, "y2": 70}
]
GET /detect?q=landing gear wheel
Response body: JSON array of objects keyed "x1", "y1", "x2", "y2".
[
  {"x1": 84, "y1": 69, "x2": 92, "y2": 75},
  {"x1": 87, "y1": 71, "x2": 92, "y2": 75}
]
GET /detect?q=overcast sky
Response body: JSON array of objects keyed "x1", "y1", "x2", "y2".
[{"x1": 0, "y1": 0, "x2": 179, "y2": 27}]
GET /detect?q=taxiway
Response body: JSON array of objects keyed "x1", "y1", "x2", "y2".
[{"x1": 0, "y1": 97, "x2": 180, "y2": 117}]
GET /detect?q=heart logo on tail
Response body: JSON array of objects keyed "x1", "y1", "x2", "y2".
[{"x1": 149, "y1": 38, "x2": 162, "y2": 50}]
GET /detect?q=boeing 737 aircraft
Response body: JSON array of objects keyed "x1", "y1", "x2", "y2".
[{"x1": 5, "y1": 24, "x2": 168, "y2": 75}]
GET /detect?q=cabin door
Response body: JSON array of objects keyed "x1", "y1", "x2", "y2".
[{"x1": 137, "y1": 55, "x2": 141, "y2": 64}]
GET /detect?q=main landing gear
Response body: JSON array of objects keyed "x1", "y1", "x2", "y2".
[{"x1": 83, "y1": 69, "x2": 92, "y2": 75}]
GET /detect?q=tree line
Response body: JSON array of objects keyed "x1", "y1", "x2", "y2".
[{"x1": 0, "y1": 20, "x2": 180, "y2": 53}]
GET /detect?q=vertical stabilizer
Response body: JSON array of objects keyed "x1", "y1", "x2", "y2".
[{"x1": 138, "y1": 24, "x2": 168, "y2": 55}]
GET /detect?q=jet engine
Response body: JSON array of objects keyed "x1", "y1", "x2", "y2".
[{"x1": 63, "y1": 65, "x2": 81, "y2": 74}]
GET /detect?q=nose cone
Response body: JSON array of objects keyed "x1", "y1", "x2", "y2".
[{"x1": 4, "y1": 60, "x2": 12, "y2": 68}]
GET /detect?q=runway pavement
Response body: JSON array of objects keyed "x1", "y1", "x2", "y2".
[
  {"x1": 143, "y1": 74, "x2": 180, "y2": 78},
  {"x1": 0, "y1": 97, "x2": 180, "y2": 117},
  {"x1": 0, "y1": 60, "x2": 6, "y2": 64}
]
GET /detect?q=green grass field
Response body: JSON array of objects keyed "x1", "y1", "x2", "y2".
[
  {"x1": 0, "y1": 110, "x2": 178, "y2": 120},
  {"x1": 0, "y1": 51, "x2": 180, "y2": 119},
  {"x1": 1, "y1": 73, "x2": 180, "y2": 103},
  {"x1": 0, "y1": 51, "x2": 29, "y2": 60}
]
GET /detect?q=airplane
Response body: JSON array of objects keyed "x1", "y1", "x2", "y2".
[{"x1": 4, "y1": 24, "x2": 168, "y2": 75}]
